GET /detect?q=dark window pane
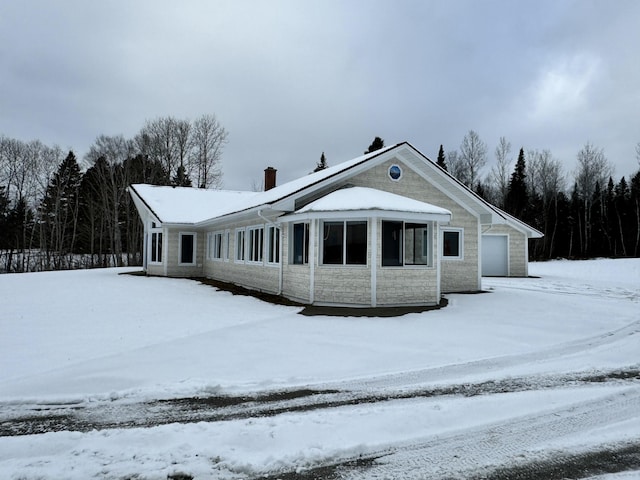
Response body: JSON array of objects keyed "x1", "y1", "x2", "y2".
[
  {"x1": 443, "y1": 231, "x2": 460, "y2": 257},
  {"x1": 382, "y1": 221, "x2": 402, "y2": 266},
  {"x1": 346, "y1": 221, "x2": 367, "y2": 265},
  {"x1": 323, "y1": 221, "x2": 344, "y2": 264},
  {"x1": 181, "y1": 234, "x2": 194, "y2": 264},
  {"x1": 293, "y1": 223, "x2": 308, "y2": 265}
]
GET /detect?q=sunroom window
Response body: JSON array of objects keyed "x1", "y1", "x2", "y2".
[
  {"x1": 267, "y1": 226, "x2": 280, "y2": 264},
  {"x1": 322, "y1": 221, "x2": 367, "y2": 265},
  {"x1": 292, "y1": 223, "x2": 309, "y2": 265},
  {"x1": 248, "y1": 226, "x2": 264, "y2": 263},
  {"x1": 382, "y1": 221, "x2": 431, "y2": 267},
  {"x1": 150, "y1": 230, "x2": 162, "y2": 263}
]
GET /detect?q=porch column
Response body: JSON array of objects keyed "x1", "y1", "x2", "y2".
[{"x1": 370, "y1": 217, "x2": 377, "y2": 307}]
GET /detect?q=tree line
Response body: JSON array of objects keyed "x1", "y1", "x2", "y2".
[
  {"x1": 438, "y1": 131, "x2": 640, "y2": 259},
  {"x1": 0, "y1": 115, "x2": 227, "y2": 273},
  {"x1": 2, "y1": 126, "x2": 638, "y2": 274}
]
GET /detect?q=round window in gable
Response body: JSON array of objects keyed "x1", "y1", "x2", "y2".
[{"x1": 388, "y1": 164, "x2": 402, "y2": 181}]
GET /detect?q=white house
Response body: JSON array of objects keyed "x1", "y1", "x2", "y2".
[{"x1": 128, "y1": 142, "x2": 542, "y2": 307}]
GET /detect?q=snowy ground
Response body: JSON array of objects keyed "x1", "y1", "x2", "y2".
[{"x1": 0, "y1": 258, "x2": 639, "y2": 479}]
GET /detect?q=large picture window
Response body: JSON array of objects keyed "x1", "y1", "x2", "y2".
[
  {"x1": 322, "y1": 221, "x2": 367, "y2": 265},
  {"x1": 179, "y1": 232, "x2": 196, "y2": 265},
  {"x1": 248, "y1": 226, "x2": 264, "y2": 263},
  {"x1": 382, "y1": 221, "x2": 431, "y2": 267},
  {"x1": 443, "y1": 229, "x2": 463, "y2": 259},
  {"x1": 292, "y1": 223, "x2": 309, "y2": 265}
]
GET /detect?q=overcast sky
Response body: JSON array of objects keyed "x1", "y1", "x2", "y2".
[{"x1": 1, "y1": 0, "x2": 639, "y2": 190}]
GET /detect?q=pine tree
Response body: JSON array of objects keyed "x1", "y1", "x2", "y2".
[
  {"x1": 172, "y1": 164, "x2": 192, "y2": 187},
  {"x1": 364, "y1": 137, "x2": 385, "y2": 154},
  {"x1": 505, "y1": 148, "x2": 528, "y2": 219},
  {"x1": 436, "y1": 145, "x2": 447, "y2": 171},
  {"x1": 39, "y1": 151, "x2": 83, "y2": 268},
  {"x1": 313, "y1": 152, "x2": 328, "y2": 172}
]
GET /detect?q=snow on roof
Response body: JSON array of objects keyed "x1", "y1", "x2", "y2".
[
  {"x1": 130, "y1": 144, "x2": 402, "y2": 224},
  {"x1": 296, "y1": 187, "x2": 451, "y2": 216},
  {"x1": 130, "y1": 184, "x2": 258, "y2": 224}
]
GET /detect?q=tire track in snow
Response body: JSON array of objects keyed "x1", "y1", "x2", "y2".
[
  {"x1": 325, "y1": 318, "x2": 640, "y2": 392},
  {"x1": 336, "y1": 386, "x2": 640, "y2": 479}
]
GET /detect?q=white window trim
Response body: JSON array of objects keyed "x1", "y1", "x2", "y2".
[
  {"x1": 224, "y1": 229, "x2": 230, "y2": 262},
  {"x1": 266, "y1": 225, "x2": 281, "y2": 266},
  {"x1": 319, "y1": 219, "x2": 368, "y2": 267},
  {"x1": 381, "y1": 220, "x2": 434, "y2": 268},
  {"x1": 209, "y1": 230, "x2": 225, "y2": 261},
  {"x1": 290, "y1": 222, "x2": 310, "y2": 266},
  {"x1": 149, "y1": 225, "x2": 163, "y2": 265},
  {"x1": 235, "y1": 228, "x2": 246, "y2": 263},
  {"x1": 442, "y1": 227, "x2": 464, "y2": 261},
  {"x1": 178, "y1": 232, "x2": 197, "y2": 266},
  {"x1": 247, "y1": 225, "x2": 265, "y2": 265}
]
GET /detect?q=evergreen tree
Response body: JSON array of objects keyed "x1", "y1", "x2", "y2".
[
  {"x1": 364, "y1": 137, "x2": 385, "y2": 154},
  {"x1": 313, "y1": 152, "x2": 328, "y2": 172},
  {"x1": 436, "y1": 145, "x2": 447, "y2": 171},
  {"x1": 505, "y1": 148, "x2": 528, "y2": 219},
  {"x1": 39, "y1": 151, "x2": 83, "y2": 268},
  {"x1": 172, "y1": 164, "x2": 192, "y2": 187},
  {"x1": 631, "y1": 170, "x2": 640, "y2": 256},
  {"x1": 0, "y1": 186, "x2": 9, "y2": 250}
]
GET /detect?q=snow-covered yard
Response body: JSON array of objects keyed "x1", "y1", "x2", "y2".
[{"x1": 1, "y1": 259, "x2": 639, "y2": 479}]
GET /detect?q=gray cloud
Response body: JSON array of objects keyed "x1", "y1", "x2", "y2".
[{"x1": 1, "y1": 0, "x2": 638, "y2": 189}]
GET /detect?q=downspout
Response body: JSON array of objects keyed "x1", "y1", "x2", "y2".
[{"x1": 258, "y1": 209, "x2": 283, "y2": 295}]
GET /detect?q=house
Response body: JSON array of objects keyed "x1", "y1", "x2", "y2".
[{"x1": 128, "y1": 142, "x2": 542, "y2": 307}]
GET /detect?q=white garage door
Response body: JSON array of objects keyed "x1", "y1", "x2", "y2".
[{"x1": 482, "y1": 235, "x2": 508, "y2": 276}]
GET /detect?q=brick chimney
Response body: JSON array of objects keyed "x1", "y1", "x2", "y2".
[{"x1": 264, "y1": 167, "x2": 277, "y2": 191}]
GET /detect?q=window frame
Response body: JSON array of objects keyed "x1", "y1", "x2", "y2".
[
  {"x1": 178, "y1": 232, "x2": 197, "y2": 266},
  {"x1": 381, "y1": 220, "x2": 433, "y2": 268},
  {"x1": 442, "y1": 228, "x2": 464, "y2": 260},
  {"x1": 150, "y1": 225, "x2": 163, "y2": 264},
  {"x1": 291, "y1": 222, "x2": 310, "y2": 265},
  {"x1": 320, "y1": 220, "x2": 368, "y2": 266},
  {"x1": 247, "y1": 226, "x2": 264, "y2": 264},
  {"x1": 267, "y1": 225, "x2": 280, "y2": 265},
  {"x1": 208, "y1": 231, "x2": 225, "y2": 261},
  {"x1": 235, "y1": 229, "x2": 246, "y2": 263}
]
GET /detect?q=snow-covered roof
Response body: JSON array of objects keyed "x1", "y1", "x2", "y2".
[
  {"x1": 129, "y1": 184, "x2": 257, "y2": 224},
  {"x1": 296, "y1": 187, "x2": 451, "y2": 216}
]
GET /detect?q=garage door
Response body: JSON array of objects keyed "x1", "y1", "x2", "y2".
[{"x1": 482, "y1": 235, "x2": 508, "y2": 276}]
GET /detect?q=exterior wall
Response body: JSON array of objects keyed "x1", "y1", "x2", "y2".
[
  {"x1": 374, "y1": 219, "x2": 439, "y2": 305},
  {"x1": 281, "y1": 223, "x2": 312, "y2": 302},
  {"x1": 482, "y1": 224, "x2": 528, "y2": 277},
  {"x1": 348, "y1": 159, "x2": 480, "y2": 292},
  {"x1": 313, "y1": 219, "x2": 372, "y2": 306},
  {"x1": 203, "y1": 218, "x2": 281, "y2": 294},
  {"x1": 162, "y1": 229, "x2": 205, "y2": 277}
]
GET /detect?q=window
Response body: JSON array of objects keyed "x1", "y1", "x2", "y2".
[
  {"x1": 382, "y1": 221, "x2": 431, "y2": 267},
  {"x1": 235, "y1": 229, "x2": 245, "y2": 262},
  {"x1": 179, "y1": 232, "x2": 196, "y2": 265},
  {"x1": 322, "y1": 221, "x2": 367, "y2": 265},
  {"x1": 150, "y1": 230, "x2": 162, "y2": 263},
  {"x1": 225, "y1": 230, "x2": 230, "y2": 261},
  {"x1": 443, "y1": 229, "x2": 463, "y2": 259},
  {"x1": 248, "y1": 226, "x2": 264, "y2": 263},
  {"x1": 292, "y1": 223, "x2": 309, "y2": 265},
  {"x1": 209, "y1": 232, "x2": 224, "y2": 260},
  {"x1": 267, "y1": 226, "x2": 280, "y2": 264}
]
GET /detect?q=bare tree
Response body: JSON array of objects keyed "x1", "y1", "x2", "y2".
[
  {"x1": 140, "y1": 117, "x2": 180, "y2": 178},
  {"x1": 490, "y1": 136, "x2": 512, "y2": 208},
  {"x1": 575, "y1": 143, "x2": 613, "y2": 255},
  {"x1": 191, "y1": 114, "x2": 227, "y2": 188},
  {"x1": 459, "y1": 130, "x2": 487, "y2": 188},
  {"x1": 446, "y1": 150, "x2": 466, "y2": 184}
]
